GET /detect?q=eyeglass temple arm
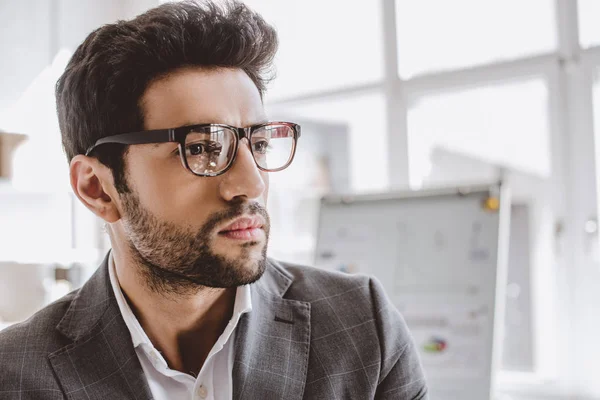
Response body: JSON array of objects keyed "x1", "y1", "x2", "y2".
[{"x1": 85, "y1": 129, "x2": 175, "y2": 155}]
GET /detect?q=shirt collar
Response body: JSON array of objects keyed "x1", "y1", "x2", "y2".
[{"x1": 107, "y1": 252, "x2": 253, "y2": 349}]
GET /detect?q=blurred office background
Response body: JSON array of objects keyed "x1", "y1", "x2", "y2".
[{"x1": 1, "y1": 0, "x2": 600, "y2": 399}]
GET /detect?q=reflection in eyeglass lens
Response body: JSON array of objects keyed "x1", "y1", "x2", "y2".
[
  {"x1": 185, "y1": 128, "x2": 234, "y2": 174},
  {"x1": 252, "y1": 125, "x2": 295, "y2": 170}
]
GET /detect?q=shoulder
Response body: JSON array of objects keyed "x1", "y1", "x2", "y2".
[
  {"x1": 272, "y1": 259, "x2": 409, "y2": 344},
  {"x1": 272, "y1": 259, "x2": 392, "y2": 314},
  {"x1": 272, "y1": 259, "x2": 372, "y2": 301},
  {"x1": 0, "y1": 291, "x2": 76, "y2": 345},
  {"x1": 0, "y1": 291, "x2": 77, "y2": 385},
  {"x1": 273, "y1": 260, "x2": 425, "y2": 394}
]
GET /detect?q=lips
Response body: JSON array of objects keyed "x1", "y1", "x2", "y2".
[{"x1": 219, "y1": 216, "x2": 265, "y2": 233}]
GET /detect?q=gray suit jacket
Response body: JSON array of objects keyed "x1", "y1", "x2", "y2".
[{"x1": 0, "y1": 254, "x2": 428, "y2": 399}]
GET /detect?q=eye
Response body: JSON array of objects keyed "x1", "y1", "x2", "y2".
[
  {"x1": 184, "y1": 141, "x2": 223, "y2": 157},
  {"x1": 187, "y1": 143, "x2": 205, "y2": 156},
  {"x1": 252, "y1": 140, "x2": 270, "y2": 154}
]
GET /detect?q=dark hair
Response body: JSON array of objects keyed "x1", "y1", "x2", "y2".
[{"x1": 56, "y1": 0, "x2": 278, "y2": 192}]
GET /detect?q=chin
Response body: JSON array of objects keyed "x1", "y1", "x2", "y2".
[
  {"x1": 216, "y1": 239, "x2": 265, "y2": 257},
  {"x1": 234, "y1": 255, "x2": 268, "y2": 286},
  {"x1": 238, "y1": 248, "x2": 267, "y2": 268}
]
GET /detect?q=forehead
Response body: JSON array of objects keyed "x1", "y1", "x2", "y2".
[{"x1": 140, "y1": 67, "x2": 267, "y2": 130}]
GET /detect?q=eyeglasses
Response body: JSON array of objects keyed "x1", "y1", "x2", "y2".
[{"x1": 85, "y1": 122, "x2": 301, "y2": 177}]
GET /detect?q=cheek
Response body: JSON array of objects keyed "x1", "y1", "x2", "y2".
[
  {"x1": 126, "y1": 152, "x2": 219, "y2": 222},
  {"x1": 261, "y1": 171, "x2": 269, "y2": 204},
  {"x1": 127, "y1": 160, "x2": 177, "y2": 204}
]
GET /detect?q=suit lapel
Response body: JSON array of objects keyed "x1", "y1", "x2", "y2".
[
  {"x1": 233, "y1": 260, "x2": 311, "y2": 400},
  {"x1": 48, "y1": 254, "x2": 309, "y2": 400},
  {"x1": 48, "y1": 253, "x2": 152, "y2": 400}
]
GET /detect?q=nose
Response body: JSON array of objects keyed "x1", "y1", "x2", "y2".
[{"x1": 218, "y1": 139, "x2": 267, "y2": 202}]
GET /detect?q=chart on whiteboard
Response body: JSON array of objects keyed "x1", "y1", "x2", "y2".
[{"x1": 398, "y1": 301, "x2": 491, "y2": 380}]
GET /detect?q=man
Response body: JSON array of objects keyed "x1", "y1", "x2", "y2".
[{"x1": 0, "y1": 1, "x2": 427, "y2": 399}]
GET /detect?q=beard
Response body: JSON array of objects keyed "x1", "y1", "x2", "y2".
[{"x1": 119, "y1": 190, "x2": 270, "y2": 297}]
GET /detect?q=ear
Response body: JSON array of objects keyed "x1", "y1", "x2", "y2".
[{"x1": 70, "y1": 155, "x2": 121, "y2": 223}]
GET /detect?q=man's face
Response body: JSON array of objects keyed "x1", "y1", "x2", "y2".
[{"x1": 116, "y1": 67, "x2": 271, "y2": 294}]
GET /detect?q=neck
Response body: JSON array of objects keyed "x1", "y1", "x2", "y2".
[{"x1": 112, "y1": 247, "x2": 236, "y2": 376}]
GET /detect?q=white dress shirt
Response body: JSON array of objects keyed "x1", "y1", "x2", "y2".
[{"x1": 108, "y1": 254, "x2": 252, "y2": 400}]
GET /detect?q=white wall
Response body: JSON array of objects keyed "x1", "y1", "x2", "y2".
[
  {"x1": 0, "y1": 0, "x2": 52, "y2": 111},
  {"x1": 0, "y1": 0, "x2": 158, "y2": 115}
]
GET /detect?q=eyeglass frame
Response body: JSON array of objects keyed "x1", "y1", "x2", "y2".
[{"x1": 85, "y1": 121, "x2": 301, "y2": 177}]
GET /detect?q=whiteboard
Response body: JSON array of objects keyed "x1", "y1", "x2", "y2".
[{"x1": 314, "y1": 184, "x2": 510, "y2": 400}]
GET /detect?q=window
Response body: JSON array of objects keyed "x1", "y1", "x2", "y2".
[
  {"x1": 395, "y1": 0, "x2": 557, "y2": 78},
  {"x1": 578, "y1": 0, "x2": 600, "y2": 49},
  {"x1": 406, "y1": 78, "x2": 550, "y2": 189},
  {"x1": 245, "y1": 0, "x2": 384, "y2": 99},
  {"x1": 268, "y1": 93, "x2": 388, "y2": 192}
]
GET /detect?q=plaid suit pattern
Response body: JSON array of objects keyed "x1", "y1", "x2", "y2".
[{"x1": 0, "y1": 254, "x2": 427, "y2": 399}]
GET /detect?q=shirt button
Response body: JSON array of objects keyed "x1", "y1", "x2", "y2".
[{"x1": 197, "y1": 384, "x2": 208, "y2": 399}]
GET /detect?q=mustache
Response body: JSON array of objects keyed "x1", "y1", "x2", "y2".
[{"x1": 200, "y1": 200, "x2": 270, "y2": 237}]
